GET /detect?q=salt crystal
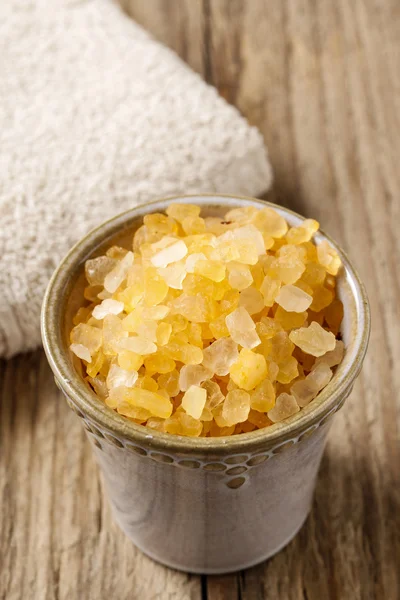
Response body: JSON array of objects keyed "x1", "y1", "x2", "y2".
[
  {"x1": 179, "y1": 365, "x2": 213, "y2": 391},
  {"x1": 260, "y1": 276, "x2": 281, "y2": 307},
  {"x1": 117, "y1": 402, "x2": 152, "y2": 422},
  {"x1": 230, "y1": 348, "x2": 268, "y2": 390},
  {"x1": 289, "y1": 322, "x2": 336, "y2": 357},
  {"x1": 87, "y1": 375, "x2": 108, "y2": 399},
  {"x1": 158, "y1": 370, "x2": 180, "y2": 397},
  {"x1": 70, "y1": 343, "x2": 92, "y2": 363},
  {"x1": 70, "y1": 323, "x2": 103, "y2": 354},
  {"x1": 194, "y1": 260, "x2": 226, "y2": 282},
  {"x1": 222, "y1": 390, "x2": 251, "y2": 425},
  {"x1": 209, "y1": 237, "x2": 240, "y2": 262},
  {"x1": 92, "y1": 299, "x2": 124, "y2": 320},
  {"x1": 179, "y1": 412, "x2": 203, "y2": 436},
  {"x1": 290, "y1": 378, "x2": 319, "y2": 407},
  {"x1": 228, "y1": 263, "x2": 253, "y2": 291},
  {"x1": 144, "y1": 354, "x2": 176, "y2": 375},
  {"x1": 171, "y1": 293, "x2": 216, "y2": 323},
  {"x1": 317, "y1": 240, "x2": 342, "y2": 275},
  {"x1": 104, "y1": 251, "x2": 134, "y2": 293},
  {"x1": 267, "y1": 393, "x2": 300, "y2": 422},
  {"x1": 144, "y1": 268, "x2": 169, "y2": 306},
  {"x1": 250, "y1": 379, "x2": 275, "y2": 412},
  {"x1": 225, "y1": 206, "x2": 259, "y2": 222},
  {"x1": 156, "y1": 322, "x2": 172, "y2": 346},
  {"x1": 151, "y1": 240, "x2": 188, "y2": 268},
  {"x1": 314, "y1": 340, "x2": 344, "y2": 368},
  {"x1": 275, "y1": 284, "x2": 312, "y2": 313},
  {"x1": 166, "y1": 203, "x2": 201, "y2": 222},
  {"x1": 106, "y1": 364, "x2": 138, "y2": 389},
  {"x1": 118, "y1": 350, "x2": 143, "y2": 372},
  {"x1": 185, "y1": 252, "x2": 207, "y2": 273},
  {"x1": 211, "y1": 230, "x2": 259, "y2": 264},
  {"x1": 230, "y1": 225, "x2": 265, "y2": 255},
  {"x1": 268, "y1": 361, "x2": 280, "y2": 381},
  {"x1": 251, "y1": 207, "x2": 288, "y2": 238},
  {"x1": 201, "y1": 380, "x2": 225, "y2": 409},
  {"x1": 136, "y1": 320, "x2": 158, "y2": 342},
  {"x1": 118, "y1": 336, "x2": 157, "y2": 355},
  {"x1": 157, "y1": 262, "x2": 187, "y2": 289},
  {"x1": 149, "y1": 236, "x2": 177, "y2": 253},
  {"x1": 268, "y1": 252, "x2": 305, "y2": 285},
  {"x1": 109, "y1": 386, "x2": 173, "y2": 419},
  {"x1": 85, "y1": 256, "x2": 117, "y2": 286},
  {"x1": 275, "y1": 356, "x2": 299, "y2": 384},
  {"x1": 163, "y1": 341, "x2": 203, "y2": 365},
  {"x1": 182, "y1": 385, "x2": 207, "y2": 419},
  {"x1": 102, "y1": 315, "x2": 128, "y2": 355},
  {"x1": 202, "y1": 338, "x2": 239, "y2": 376},
  {"x1": 291, "y1": 362, "x2": 333, "y2": 407},
  {"x1": 141, "y1": 305, "x2": 170, "y2": 320},
  {"x1": 225, "y1": 307, "x2": 261, "y2": 349},
  {"x1": 308, "y1": 362, "x2": 333, "y2": 390},
  {"x1": 97, "y1": 290, "x2": 112, "y2": 300},
  {"x1": 238, "y1": 287, "x2": 264, "y2": 315}
]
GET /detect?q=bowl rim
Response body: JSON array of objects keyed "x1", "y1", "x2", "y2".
[{"x1": 41, "y1": 193, "x2": 370, "y2": 456}]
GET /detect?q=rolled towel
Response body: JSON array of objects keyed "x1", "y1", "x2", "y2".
[{"x1": 0, "y1": 0, "x2": 272, "y2": 358}]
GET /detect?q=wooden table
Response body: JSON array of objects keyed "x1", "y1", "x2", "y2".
[{"x1": 1, "y1": 1, "x2": 399, "y2": 598}]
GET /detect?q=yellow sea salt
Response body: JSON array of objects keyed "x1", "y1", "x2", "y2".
[
  {"x1": 289, "y1": 322, "x2": 336, "y2": 357},
  {"x1": 230, "y1": 349, "x2": 268, "y2": 391},
  {"x1": 70, "y1": 202, "x2": 344, "y2": 437},
  {"x1": 182, "y1": 385, "x2": 207, "y2": 419}
]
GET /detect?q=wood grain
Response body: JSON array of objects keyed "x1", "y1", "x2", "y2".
[{"x1": 1, "y1": 0, "x2": 400, "y2": 598}]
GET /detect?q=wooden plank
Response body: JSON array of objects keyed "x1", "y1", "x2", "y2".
[
  {"x1": 122, "y1": 0, "x2": 206, "y2": 77},
  {"x1": 206, "y1": 575, "x2": 241, "y2": 600}
]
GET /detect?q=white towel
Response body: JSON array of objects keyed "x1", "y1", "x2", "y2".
[{"x1": 0, "y1": 0, "x2": 272, "y2": 358}]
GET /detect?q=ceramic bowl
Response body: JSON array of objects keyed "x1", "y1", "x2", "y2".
[{"x1": 41, "y1": 194, "x2": 370, "y2": 573}]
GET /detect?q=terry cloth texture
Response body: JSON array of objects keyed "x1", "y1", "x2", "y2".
[{"x1": 0, "y1": 0, "x2": 272, "y2": 358}]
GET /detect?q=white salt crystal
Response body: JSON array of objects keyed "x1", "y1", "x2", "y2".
[
  {"x1": 70, "y1": 343, "x2": 92, "y2": 363},
  {"x1": 314, "y1": 340, "x2": 345, "y2": 368},
  {"x1": 92, "y1": 299, "x2": 124, "y2": 320},
  {"x1": 104, "y1": 251, "x2": 134, "y2": 293},
  {"x1": 118, "y1": 336, "x2": 157, "y2": 355},
  {"x1": 150, "y1": 236, "x2": 177, "y2": 252},
  {"x1": 151, "y1": 240, "x2": 188, "y2": 268},
  {"x1": 308, "y1": 362, "x2": 333, "y2": 390},
  {"x1": 290, "y1": 379, "x2": 319, "y2": 407},
  {"x1": 231, "y1": 225, "x2": 265, "y2": 255},
  {"x1": 85, "y1": 256, "x2": 117, "y2": 286},
  {"x1": 141, "y1": 305, "x2": 170, "y2": 320},
  {"x1": 106, "y1": 364, "x2": 138, "y2": 389},
  {"x1": 276, "y1": 284, "x2": 312, "y2": 313},
  {"x1": 179, "y1": 365, "x2": 213, "y2": 392},
  {"x1": 202, "y1": 338, "x2": 239, "y2": 376},
  {"x1": 157, "y1": 262, "x2": 187, "y2": 289},
  {"x1": 185, "y1": 253, "x2": 207, "y2": 273},
  {"x1": 136, "y1": 320, "x2": 158, "y2": 342},
  {"x1": 268, "y1": 393, "x2": 300, "y2": 423},
  {"x1": 225, "y1": 307, "x2": 261, "y2": 349}
]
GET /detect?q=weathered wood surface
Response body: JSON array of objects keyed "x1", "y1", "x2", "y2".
[{"x1": 1, "y1": 0, "x2": 399, "y2": 598}]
